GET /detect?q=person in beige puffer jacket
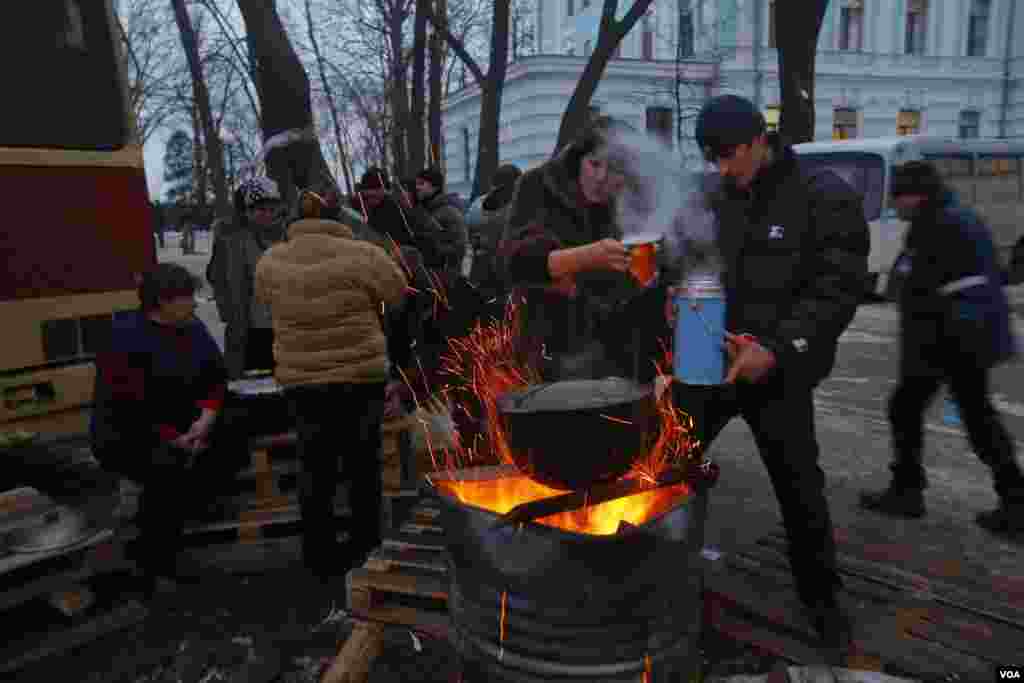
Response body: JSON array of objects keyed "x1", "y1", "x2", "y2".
[{"x1": 255, "y1": 210, "x2": 407, "y2": 578}]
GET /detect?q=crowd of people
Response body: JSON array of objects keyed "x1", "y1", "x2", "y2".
[{"x1": 91, "y1": 95, "x2": 1023, "y2": 656}]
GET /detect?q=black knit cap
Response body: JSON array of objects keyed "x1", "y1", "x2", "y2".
[
  {"x1": 491, "y1": 164, "x2": 522, "y2": 189},
  {"x1": 417, "y1": 167, "x2": 445, "y2": 190},
  {"x1": 890, "y1": 160, "x2": 944, "y2": 198},
  {"x1": 695, "y1": 95, "x2": 767, "y2": 162}
]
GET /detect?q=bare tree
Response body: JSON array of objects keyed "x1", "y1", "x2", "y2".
[
  {"x1": 409, "y1": 0, "x2": 429, "y2": 173},
  {"x1": 117, "y1": 0, "x2": 187, "y2": 145},
  {"x1": 236, "y1": 0, "x2": 336, "y2": 206},
  {"x1": 304, "y1": 0, "x2": 356, "y2": 195},
  {"x1": 553, "y1": 0, "x2": 657, "y2": 153},
  {"x1": 427, "y1": 0, "x2": 511, "y2": 198},
  {"x1": 171, "y1": 0, "x2": 231, "y2": 217},
  {"x1": 776, "y1": 0, "x2": 830, "y2": 144}
]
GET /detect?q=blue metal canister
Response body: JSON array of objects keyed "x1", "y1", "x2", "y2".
[{"x1": 673, "y1": 272, "x2": 726, "y2": 385}]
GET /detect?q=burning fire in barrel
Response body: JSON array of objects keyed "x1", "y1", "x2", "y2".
[{"x1": 401, "y1": 304, "x2": 716, "y2": 680}]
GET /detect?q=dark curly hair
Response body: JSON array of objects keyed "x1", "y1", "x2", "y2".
[
  {"x1": 562, "y1": 115, "x2": 633, "y2": 181},
  {"x1": 138, "y1": 263, "x2": 200, "y2": 313}
]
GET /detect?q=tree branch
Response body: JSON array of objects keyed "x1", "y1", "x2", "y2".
[{"x1": 424, "y1": 5, "x2": 486, "y2": 85}]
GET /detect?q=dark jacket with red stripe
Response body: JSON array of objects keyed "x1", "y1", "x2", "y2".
[{"x1": 90, "y1": 311, "x2": 227, "y2": 459}]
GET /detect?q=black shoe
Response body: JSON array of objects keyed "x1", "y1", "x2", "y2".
[
  {"x1": 804, "y1": 601, "x2": 853, "y2": 651},
  {"x1": 858, "y1": 485, "x2": 925, "y2": 519},
  {"x1": 976, "y1": 500, "x2": 1024, "y2": 537}
]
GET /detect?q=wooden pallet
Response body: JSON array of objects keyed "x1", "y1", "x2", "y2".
[
  {"x1": 0, "y1": 487, "x2": 143, "y2": 674},
  {"x1": 332, "y1": 508, "x2": 1024, "y2": 682}
]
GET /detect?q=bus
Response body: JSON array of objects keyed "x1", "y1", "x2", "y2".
[
  {"x1": 792, "y1": 136, "x2": 1024, "y2": 299},
  {"x1": 0, "y1": 1, "x2": 156, "y2": 437}
]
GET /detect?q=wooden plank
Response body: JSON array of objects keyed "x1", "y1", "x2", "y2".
[
  {"x1": 320, "y1": 621, "x2": 387, "y2": 683},
  {"x1": 363, "y1": 546, "x2": 448, "y2": 575},
  {"x1": 382, "y1": 530, "x2": 446, "y2": 553},
  {"x1": 0, "y1": 599, "x2": 148, "y2": 674},
  {"x1": 345, "y1": 567, "x2": 449, "y2": 616},
  {"x1": 0, "y1": 537, "x2": 126, "y2": 612}
]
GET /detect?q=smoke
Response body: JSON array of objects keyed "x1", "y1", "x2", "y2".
[{"x1": 603, "y1": 129, "x2": 721, "y2": 277}]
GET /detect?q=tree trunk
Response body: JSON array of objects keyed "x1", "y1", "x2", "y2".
[
  {"x1": 553, "y1": 0, "x2": 656, "y2": 153},
  {"x1": 428, "y1": 0, "x2": 447, "y2": 171},
  {"x1": 776, "y1": 0, "x2": 829, "y2": 145},
  {"x1": 410, "y1": 0, "x2": 429, "y2": 173},
  {"x1": 171, "y1": 0, "x2": 230, "y2": 218},
  {"x1": 191, "y1": 97, "x2": 207, "y2": 211},
  {"x1": 304, "y1": 0, "x2": 354, "y2": 195},
  {"x1": 236, "y1": 0, "x2": 336, "y2": 206},
  {"x1": 387, "y1": 5, "x2": 410, "y2": 177},
  {"x1": 472, "y1": 0, "x2": 511, "y2": 198}
]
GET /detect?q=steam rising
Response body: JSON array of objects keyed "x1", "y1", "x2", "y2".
[{"x1": 603, "y1": 129, "x2": 722, "y2": 277}]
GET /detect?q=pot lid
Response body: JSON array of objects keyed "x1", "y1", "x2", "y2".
[
  {"x1": 7, "y1": 506, "x2": 95, "y2": 554},
  {"x1": 497, "y1": 377, "x2": 651, "y2": 414}
]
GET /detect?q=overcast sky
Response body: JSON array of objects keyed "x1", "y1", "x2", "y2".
[{"x1": 144, "y1": 131, "x2": 168, "y2": 201}]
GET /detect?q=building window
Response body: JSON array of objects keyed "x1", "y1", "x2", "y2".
[
  {"x1": 646, "y1": 106, "x2": 673, "y2": 143},
  {"x1": 764, "y1": 105, "x2": 781, "y2": 133},
  {"x1": 768, "y1": 1, "x2": 777, "y2": 48},
  {"x1": 839, "y1": 0, "x2": 863, "y2": 51},
  {"x1": 582, "y1": 0, "x2": 589, "y2": 8},
  {"x1": 567, "y1": 0, "x2": 574, "y2": 17},
  {"x1": 642, "y1": 18, "x2": 654, "y2": 60},
  {"x1": 967, "y1": 0, "x2": 990, "y2": 57},
  {"x1": 897, "y1": 109, "x2": 922, "y2": 135},
  {"x1": 959, "y1": 110, "x2": 981, "y2": 138},
  {"x1": 679, "y1": 7, "x2": 694, "y2": 57},
  {"x1": 905, "y1": 0, "x2": 927, "y2": 55},
  {"x1": 833, "y1": 107, "x2": 859, "y2": 140}
]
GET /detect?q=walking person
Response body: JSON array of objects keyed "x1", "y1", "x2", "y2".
[
  {"x1": 255, "y1": 193, "x2": 407, "y2": 579},
  {"x1": 668, "y1": 95, "x2": 871, "y2": 650},
  {"x1": 206, "y1": 176, "x2": 286, "y2": 379},
  {"x1": 859, "y1": 160, "x2": 1024, "y2": 537}
]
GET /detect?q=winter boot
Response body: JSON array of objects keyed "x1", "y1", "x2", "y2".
[{"x1": 858, "y1": 483, "x2": 926, "y2": 519}]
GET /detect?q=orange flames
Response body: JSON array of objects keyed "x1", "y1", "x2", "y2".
[{"x1": 403, "y1": 300, "x2": 701, "y2": 536}]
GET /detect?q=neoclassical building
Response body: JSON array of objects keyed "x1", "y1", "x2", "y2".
[{"x1": 441, "y1": 0, "x2": 1024, "y2": 196}]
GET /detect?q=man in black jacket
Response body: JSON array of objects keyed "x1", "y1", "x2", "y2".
[
  {"x1": 675, "y1": 95, "x2": 870, "y2": 651},
  {"x1": 859, "y1": 161, "x2": 1023, "y2": 537}
]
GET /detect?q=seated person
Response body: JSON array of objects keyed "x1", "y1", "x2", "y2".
[{"x1": 90, "y1": 263, "x2": 244, "y2": 588}]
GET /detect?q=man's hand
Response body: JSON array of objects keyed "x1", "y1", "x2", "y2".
[
  {"x1": 665, "y1": 286, "x2": 679, "y2": 324},
  {"x1": 384, "y1": 381, "x2": 406, "y2": 420},
  {"x1": 397, "y1": 187, "x2": 414, "y2": 210},
  {"x1": 724, "y1": 332, "x2": 776, "y2": 384},
  {"x1": 178, "y1": 409, "x2": 218, "y2": 454}
]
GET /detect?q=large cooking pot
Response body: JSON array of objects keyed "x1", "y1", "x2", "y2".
[{"x1": 496, "y1": 377, "x2": 659, "y2": 491}]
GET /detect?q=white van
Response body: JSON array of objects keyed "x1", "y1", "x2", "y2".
[{"x1": 792, "y1": 136, "x2": 1024, "y2": 298}]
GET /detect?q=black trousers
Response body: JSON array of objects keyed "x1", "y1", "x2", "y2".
[
  {"x1": 888, "y1": 366, "x2": 1024, "y2": 500},
  {"x1": 244, "y1": 327, "x2": 276, "y2": 373},
  {"x1": 286, "y1": 382, "x2": 386, "y2": 573},
  {"x1": 674, "y1": 380, "x2": 841, "y2": 607},
  {"x1": 95, "y1": 424, "x2": 244, "y2": 575}
]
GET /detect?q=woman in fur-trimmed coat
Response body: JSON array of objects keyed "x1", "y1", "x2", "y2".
[
  {"x1": 255, "y1": 212, "x2": 407, "y2": 578},
  {"x1": 498, "y1": 117, "x2": 670, "y2": 382}
]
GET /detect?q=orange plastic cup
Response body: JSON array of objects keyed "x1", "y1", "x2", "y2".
[{"x1": 622, "y1": 234, "x2": 662, "y2": 287}]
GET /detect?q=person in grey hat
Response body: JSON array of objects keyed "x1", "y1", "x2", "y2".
[
  {"x1": 667, "y1": 94, "x2": 870, "y2": 652},
  {"x1": 469, "y1": 163, "x2": 522, "y2": 318}
]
